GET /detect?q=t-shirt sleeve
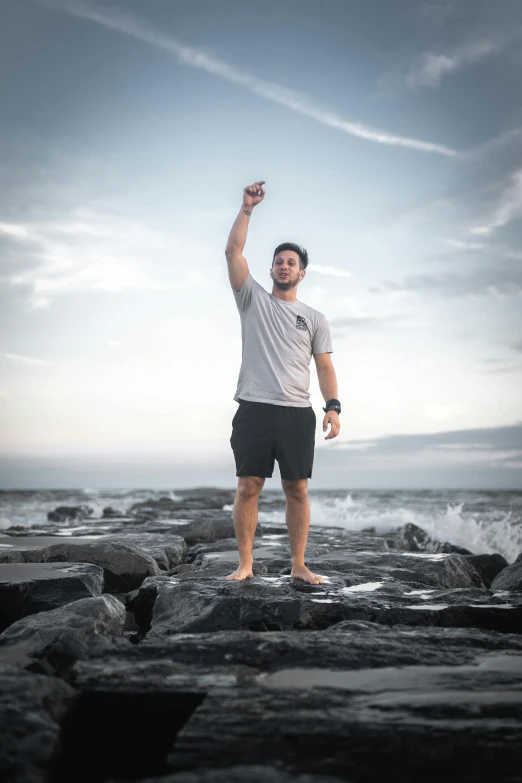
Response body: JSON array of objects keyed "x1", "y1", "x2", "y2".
[
  {"x1": 232, "y1": 271, "x2": 254, "y2": 313},
  {"x1": 312, "y1": 313, "x2": 333, "y2": 355}
]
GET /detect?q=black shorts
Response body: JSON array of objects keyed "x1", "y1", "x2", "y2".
[{"x1": 230, "y1": 399, "x2": 316, "y2": 480}]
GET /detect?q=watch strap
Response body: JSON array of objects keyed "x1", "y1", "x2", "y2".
[{"x1": 323, "y1": 398, "x2": 341, "y2": 414}]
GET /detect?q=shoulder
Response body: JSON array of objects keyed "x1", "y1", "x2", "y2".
[
  {"x1": 251, "y1": 274, "x2": 267, "y2": 292},
  {"x1": 299, "y1": 301, "x2": 329, "y2": 326},
  {"x1": 233, "y1": 271, "x2": 266, "y2": 296}
]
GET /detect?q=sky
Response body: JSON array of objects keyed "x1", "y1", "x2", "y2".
[{"x1": 0, "y1": 0, "x2": 521, "y2": 490}]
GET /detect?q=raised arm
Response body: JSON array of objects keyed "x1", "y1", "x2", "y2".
[{"x1": 225, "y1": 180, "x2": 266, "y2": 291}]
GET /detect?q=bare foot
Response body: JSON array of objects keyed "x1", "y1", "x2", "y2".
[
  {"x1": 225, "y1": 564, "x2": 254, "y2": 581},
  {"x1": 291, "y1": 565, "x2": 325, "y2": 585}
]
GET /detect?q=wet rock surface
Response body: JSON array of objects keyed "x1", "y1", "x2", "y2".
[
  {"x1": 0, "y1": 489, "x2": 521, "y2": 782},
  {"x1": 0, "y1": 663, "x2": 77, "y2": 783},
  {"x1": 0, "y1": 562, "x2": 104, "y2": 633}
]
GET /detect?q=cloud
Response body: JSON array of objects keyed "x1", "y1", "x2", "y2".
[
  {"x1": 326, "y1": 295, "x2": 410, "y2": 334},
  {"x1": 372, "y1": 258, "x2": 522, "y2": 298},
  {"x1": 478, "y1": 357, "x2": 522, "y2": 374},
  {"x1": 312, "y1": 422, "x2": 522, "y2": 492},
  {"x1": 38, "y1": 0, "x2": 458, "y2": 157},
  {"x1": 404, "y1": 39, "x2": 499, "y2": 89},
  {"x1": 330, "y1": 314, "x2": 405, "y2": 332},
  {"x1": 469, "y1": 168, "x2": 522, "y2": 236},
  {"x1": 308, "y1": 264, "x2": 353, "y2": 278},
  {"x1": 2, "y1": 352, "x2": 55, "y2": 366},
  {"x1": 423, "y1": 402, "x2": 461, "y2": 422},
  {"x1": 439, "y1": 238, "x2": 487, "y2": 251},
  {"x1": 0, "y1": 208, "x2": 215, "y2": 308},
  {"x1": 329, "y1": 422, "x2": 522, "y2": 459},
  {"x1": 464, "y1": 127, "x2": 522, "y2": 161}
]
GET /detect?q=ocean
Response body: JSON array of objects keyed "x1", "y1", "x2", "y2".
[{"x1": 1, "y1": 487, "x2": 521, "y2": 564}]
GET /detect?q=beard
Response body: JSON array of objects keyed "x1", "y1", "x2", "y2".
[{"x1": 272, "y1": 272, "x2": 299, "y2": 291}]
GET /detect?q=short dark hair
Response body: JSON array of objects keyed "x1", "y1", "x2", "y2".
[{"x1": 272, "y1": 242, "x2": 309, "y2": 271}]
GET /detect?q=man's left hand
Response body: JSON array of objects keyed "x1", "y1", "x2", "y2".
[{"x1": 323, "y1": 411, "x2": 340, "y2": 440}]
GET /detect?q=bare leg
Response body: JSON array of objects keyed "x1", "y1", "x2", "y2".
[
  {"x1": 282, "y1": 478, "x2": 324, "y2": 585},
  {"x1": 225, "y1": 475, "x2": 265, "y2": 581}
]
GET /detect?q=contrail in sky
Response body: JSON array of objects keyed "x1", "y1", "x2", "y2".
[{"x1": 39, "y1": 0, "x2": 458, "y2": 157}]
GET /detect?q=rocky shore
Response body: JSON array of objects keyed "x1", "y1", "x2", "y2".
[{"x1": 0, "y1": 487, "x2": 521, "y2": 782}]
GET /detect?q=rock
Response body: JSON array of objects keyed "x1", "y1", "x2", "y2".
[
  {"x1": 0, "y1": 663, "x2": 77, "y2": 783},
  {"x1": 47, "y1": 504, "x2": 94, "y2": 522},
  {"x1": 180, "y1": 518, "x2": 263, "y2": 546},
  {"x1": 0, "y1": 595, "x2": 126, "y2": 677},
  {"x1": 106, "y1": 767, "x2": 348, "y2": 783},
  {"x1": 393, "y1": 523, "x2": 472, "y2": 555},
  {"x1": 41, "y1": 540, "x2": 161, "y2": 592},
  {"x1": 126, "y1": 577, "x2": 171, "y2": 636},
  {"x1": 165, "y1": 539, "x2": 187, "y2": 567},
  {"x1": 167, "y1": 663, "x2": 522, "y2": 780},
  {"x1": 126, "y1": 498, "x2": 180, "y2": 520},
  {"x1": 102, "y1": 506, "x2": 124, "y2": 518},
  {"x1": 127, "y1": 568, "x2": 522, "y2": 638},
  {"x1": 133, "y1": 575, "x2": 318, "y2": 636},
  {"x1": 2, "y1": 501, "x2": 522, "y2": 783},
  {"x1": 385, "y1": 553, "x2": 485, "y2": 589},
  {"x1": 465, "y1": 553, "x2": 509, "y2": 588},
  {"x1": 0, "y1": 549, "x2": 24, "y2": 564},
  {"x1": 61, "y1": 629, "x2": 522, "y2": 783},
  {"x1": 126, "y1": 489, "x2": 236, "y2": 518},
  {"x1": 491, "y1": 552, "x2": 522, "y2": 591},
  {"x1": 302, "y1": 551, "x2": 485, "y2": 590},
  {"x1": 169, "y1": 563, "x2": 199, "y2": 575},
  {"x1": 0, "y1": 562, "x2": 104, "y2": 633},
  {"x1": 133, "y1": 626, "x2": 522, "y2": 669}
]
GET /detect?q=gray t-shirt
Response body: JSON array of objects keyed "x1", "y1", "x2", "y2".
[{"x1": 232, "y1": 272, "x2": 333, "y2": 407}]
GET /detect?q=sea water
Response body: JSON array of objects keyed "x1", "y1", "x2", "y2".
[{"x1": 0, "y1": 487, "x2": 520, "y2": 564}]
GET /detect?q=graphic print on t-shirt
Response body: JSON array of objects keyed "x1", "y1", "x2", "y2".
[{"x1": 296, "y1": 315, "x2": 308, "y2": 331}]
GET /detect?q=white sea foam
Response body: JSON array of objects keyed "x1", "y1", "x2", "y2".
[{"x1": 255, "y1": 492, "x2": 522, "y2": 563}]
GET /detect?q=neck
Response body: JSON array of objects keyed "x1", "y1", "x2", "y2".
[{"x1": 271, "y1": 285, "x2": 298, "y2": 302}]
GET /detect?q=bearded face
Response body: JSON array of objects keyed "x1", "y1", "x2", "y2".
[{"x1": 271, "y1": 253, "x2": 302, "y2": 290}]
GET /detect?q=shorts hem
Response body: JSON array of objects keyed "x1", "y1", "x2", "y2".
[{"x1": 236, "y1": 471, "x2": 274, "y2": 478}]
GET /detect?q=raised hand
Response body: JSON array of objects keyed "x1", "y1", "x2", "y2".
[{"x1": 243, "y1": 180, "x2": 266, "y2": 208}]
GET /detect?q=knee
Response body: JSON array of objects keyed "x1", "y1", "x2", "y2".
[
  {"x1": 282, "y1": 479, "x2": 308, "y2": 501},
  {"x1": 237, "y1": 476, "x2": 265, "y2": 499}
]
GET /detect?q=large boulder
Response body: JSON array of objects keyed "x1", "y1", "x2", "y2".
[
  {"x1": 42, "y1": 540, "x2": 160, "y2": 592},
  {"x1": 491, "y1": 552, "x2": 522, "y2": 591},
  {"x1": 393, "y1": 523, "x2": 471, "y2": 555},
  {"x1": 0, "y1": 595, "x2": 126, "y2": 677},
  {"x1": 128, "y1": 569, "x2": 522, "y2": 638},
  {"x1": 0, "y1": 562, "x2": 104, "y2": 633},
  {"x1": 47, "y1": 504, "x2": 94, "y2": 522},
  {"x1": 465, "y1": 553, "x2": 509, "y2": 588}
]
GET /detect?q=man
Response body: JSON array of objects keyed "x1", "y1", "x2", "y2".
[{"x1": 225, "y1": 179, "x2": 341, "y2": 585}]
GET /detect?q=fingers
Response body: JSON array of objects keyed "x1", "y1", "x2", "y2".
[
  {"x1": 245, "y1": 181, "x2": 266, "y2": 195},
  {"x1": 323, "y1": 413, "x2": 341, "y2": 440}
]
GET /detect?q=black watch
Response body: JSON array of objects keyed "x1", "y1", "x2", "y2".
[{"x1": 323, "y1": 398, "x2": 341, "y2": 414}]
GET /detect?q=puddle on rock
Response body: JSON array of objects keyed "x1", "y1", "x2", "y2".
[{"x1": 342, "y1": 582, "x2": 384, "y2": 593}]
